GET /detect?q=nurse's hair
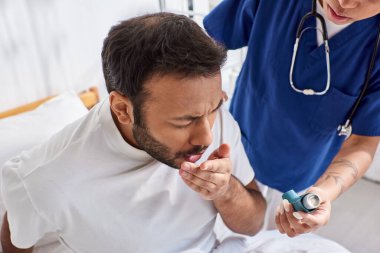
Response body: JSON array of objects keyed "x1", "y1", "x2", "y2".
[{"x1": 101, "y1": 12, "x2": 226, "y2": 123}]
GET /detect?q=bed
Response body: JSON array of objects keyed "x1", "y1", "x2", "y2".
[
  {"x1": 0, "y1": 88, "x2": 99, "y2": 253},
  {"x1": 0, "y1": 87, "x2": 99, "y2": 119},
  {"x1": 0, "y1": 88, "x2": 351, "y2": 252}
]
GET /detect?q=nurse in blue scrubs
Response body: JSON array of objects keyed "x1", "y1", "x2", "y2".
[{"x1": 204, "y1": 0, "x2": 380, "y2": 237}]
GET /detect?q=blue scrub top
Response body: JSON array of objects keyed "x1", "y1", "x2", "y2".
[{"x1": 204, "y1": 0, "x2": 380, "y2": 192}]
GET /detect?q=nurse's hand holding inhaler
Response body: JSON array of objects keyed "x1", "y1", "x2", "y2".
[
  {"x1": 275, "y1": 187, "x2": 331, "y2": 237},
  {"x1": 179, "y1": 144, "x2": 232, "y2": 200}
]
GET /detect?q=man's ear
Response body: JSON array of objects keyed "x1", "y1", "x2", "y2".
[{"x1": 109, "y1": 91, "x2": 134, "y2": 124}]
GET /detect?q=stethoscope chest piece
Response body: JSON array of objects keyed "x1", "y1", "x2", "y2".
[{"x1": 337, "y1": 121, "x2": 352, "y2": 140}]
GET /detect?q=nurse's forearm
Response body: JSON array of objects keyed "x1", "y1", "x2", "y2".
[
  {"x1": 213, "y1": 177, "x2": 266, "y2": 236},
  {"x1": 314, "y1": 135, "x2": 380, "y2": 201}
]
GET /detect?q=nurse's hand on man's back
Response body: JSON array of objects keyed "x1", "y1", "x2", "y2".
[
  {"x1": 274, "y1": 187, "x2": 332, "y2": 237},
  {"x1": 179, "y1": 144, "x2": 232, "y2": 201}
]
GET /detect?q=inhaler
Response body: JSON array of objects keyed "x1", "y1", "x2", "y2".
[{"x1": 282, "y1": 190, "x2": 320, "y2": 213}]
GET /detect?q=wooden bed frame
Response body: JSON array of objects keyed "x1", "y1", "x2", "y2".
[{"x1": 0, "y1": 87, "x2": 100, "y2": 119}]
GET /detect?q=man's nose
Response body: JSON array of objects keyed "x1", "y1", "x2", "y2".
[
  {"x1": 189, "y1": 118, "x2": 213, "y2": 147},
  {"x1": 337, "y1": 0, "x2": 359, "y2": 9}
]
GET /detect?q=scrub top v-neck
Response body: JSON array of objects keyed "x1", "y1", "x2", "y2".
[{"x1": 204, "y1": 0, "x2": 380, "y2": 192}]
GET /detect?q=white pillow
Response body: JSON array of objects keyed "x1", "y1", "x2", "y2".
[
  {"x1": 0, "y1": 91, "x2": 88, "y2": 252},
  {"x1": 0, "y1": 91, "x2": 88, "y2": 165}
]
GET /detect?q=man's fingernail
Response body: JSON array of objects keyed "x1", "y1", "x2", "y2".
[
  {"x1": 292, "y1": 212, "x2": 303, "y2": 220},
  {"x1": 283, "y1": 199, "x2": 290, "y2": 212}
]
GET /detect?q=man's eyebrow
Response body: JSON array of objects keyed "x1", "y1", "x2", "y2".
[{"x1": 171, "y1": 98, "x2": 224, "y2": 121}]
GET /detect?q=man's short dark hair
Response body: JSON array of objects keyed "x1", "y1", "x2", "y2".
[{"x1": 101, "y1": 12, "x2": 226, "y2": 124}]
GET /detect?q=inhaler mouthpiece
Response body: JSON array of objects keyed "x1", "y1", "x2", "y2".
[{"x1": 302, "y1": 193, "x2": 320, "y2": 210}]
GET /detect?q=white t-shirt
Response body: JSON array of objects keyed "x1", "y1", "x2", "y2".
[{"x1": 1, "y1": 98, "x2": 254, "y2": 253}]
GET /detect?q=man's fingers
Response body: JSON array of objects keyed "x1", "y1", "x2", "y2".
[
  {"x1": 208, "y1": 144, "x2": 230, "y2": 160},
  {"x1": 186, "y1": 169, "x2": 224, "y2": 184},
  {"x1": 181, "y1": 177, "x2": 212, "y2": 200},
  {"x1": 199, "y1": 158, "x2": 231, "y2": 173},
  {"x1": 180, "y1": 157, "x2": 231, "y2": 200},
  {"x1": 181, "y1": 160, "x2": 227, "y2": 177},
  {"x1": 180, "y1": 169, "x2": 217, "y2": 191},
  {"x1": 180, "y1": 162, "x2": 198, "y2": 172},
  {"x1": 217, "y1": 144, "x2": 230, "y2": 158},
  {"x1": 181, "y1": 162, "x2": 226, "y2": 185}
]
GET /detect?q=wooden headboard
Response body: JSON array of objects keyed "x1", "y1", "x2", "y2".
[{"x1": 0, "y1": 87, "x2": 100, "y2": 120}]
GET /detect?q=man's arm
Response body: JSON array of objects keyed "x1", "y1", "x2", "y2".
[
  {"x1": 1, "y1": 213, "x2": 34, "y2": 253},
  {"x1": 213, "y1": 178, "x2": 266, "y2": 236},
  {"x1": 179, "y1": 144, "x2": 266, "y2": 236},
  {"x1": 275, "y1": 134, "x2": 380, "y2": 237}
]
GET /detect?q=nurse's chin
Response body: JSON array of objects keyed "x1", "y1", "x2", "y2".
[{"x1": 326, "y1": 4, "x2": 353, "y2": 25}]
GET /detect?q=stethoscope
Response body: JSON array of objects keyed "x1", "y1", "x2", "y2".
[{"x1": 290, "y1": 0, "x2": 380, "y2": 139}]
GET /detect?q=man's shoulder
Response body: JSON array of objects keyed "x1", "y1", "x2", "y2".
[{"x1": 6, "y1": 108, "x2": 101, "y2": 180}]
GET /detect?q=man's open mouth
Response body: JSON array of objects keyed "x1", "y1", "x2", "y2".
[{"x1": 184, "y1": 150, "x2": 205, "y2": 163}]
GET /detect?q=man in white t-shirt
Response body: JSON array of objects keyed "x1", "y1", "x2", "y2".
[{"x1": 1, "y1": 13, "x2": 266, "y2": 253}]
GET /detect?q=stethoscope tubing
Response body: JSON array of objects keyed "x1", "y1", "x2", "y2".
[
  {"x1": 346, "y1": 21, "x2": 380, "y2": 124},
  {"x1": 290, "y1": 0, "x2": 380, "y2": 138}
]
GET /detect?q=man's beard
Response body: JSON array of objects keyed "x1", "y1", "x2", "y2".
[{"x1": 132, "y1": 123, "x2": 207, "y2": 169}]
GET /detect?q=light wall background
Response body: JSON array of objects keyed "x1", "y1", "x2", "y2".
[{"x1": 0, "y1": 0, "x2": 159, "y2": 111}]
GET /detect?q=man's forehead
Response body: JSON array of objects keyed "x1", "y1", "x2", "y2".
[
  {"x1": 146, "y1": 73, "x2": 222, "y2": 99},
  {"x1": 143, "y1": 73, "x2": 223, "y2": 113}
]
